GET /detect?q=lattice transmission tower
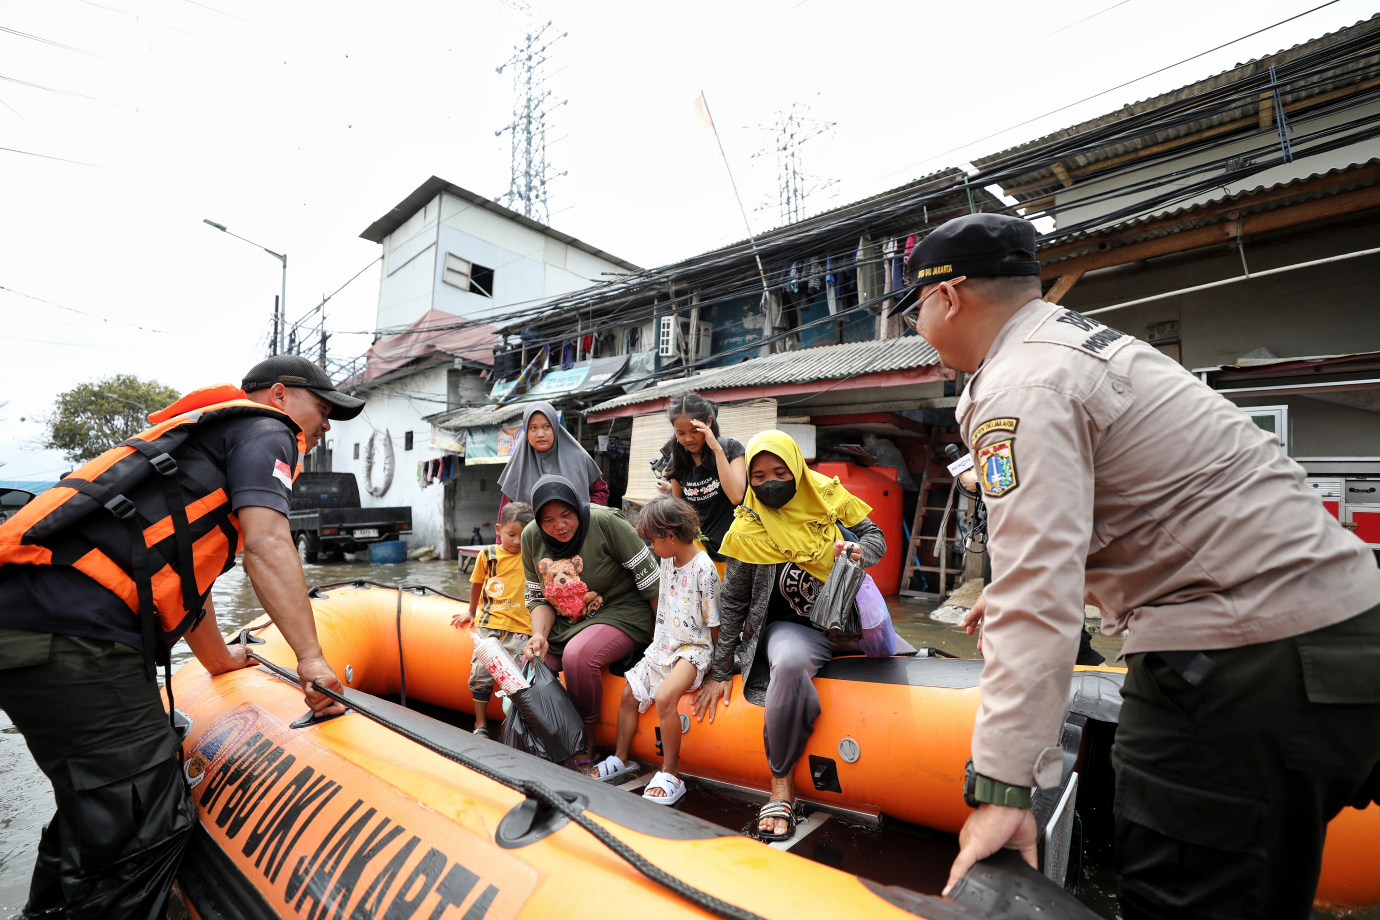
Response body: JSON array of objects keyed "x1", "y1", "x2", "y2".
[
  {"x1": 495, "y1": 7, "x2": 567, "y2": 224},
  {"x1": 754, "y1": 99, "x2": 838, "y2": 226}
]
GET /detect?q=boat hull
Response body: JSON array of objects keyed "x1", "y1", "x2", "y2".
[{"x1": 177, "y1": 582, "x2": 1380, "y2": 911}]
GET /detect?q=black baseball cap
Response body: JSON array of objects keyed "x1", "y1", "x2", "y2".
[
  {"x1": 886, "y1": 213, "x2": 1041, "y2": 318},
  {"x1": 241, "y1": 354, "x2": 365, "y2": 421}
]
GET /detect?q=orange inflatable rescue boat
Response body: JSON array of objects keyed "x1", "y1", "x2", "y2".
[{"x1": 169, "y1": 582, "x2": 1380, "y2": 919}]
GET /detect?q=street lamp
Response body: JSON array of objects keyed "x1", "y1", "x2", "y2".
[{"x1": 203, "y1": 219, "x2": 287, "y2": 355}]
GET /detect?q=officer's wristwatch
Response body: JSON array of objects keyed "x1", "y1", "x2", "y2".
[{"x1": 963, "y1": 758, "x2": 1032, "y2": 809}]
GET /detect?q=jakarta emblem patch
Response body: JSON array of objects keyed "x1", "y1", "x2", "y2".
[{"x1": 978, "y1": 439, "x2": 1019, "y2": 497}]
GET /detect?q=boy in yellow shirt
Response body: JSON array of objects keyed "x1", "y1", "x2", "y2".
[{"x1": 452, "y1": 502, "x2": 533, "y2": 737}]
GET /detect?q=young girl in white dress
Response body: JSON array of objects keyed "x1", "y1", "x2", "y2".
[{"x1": 588, "y1": 497, "x2": 720, "y2": 804}]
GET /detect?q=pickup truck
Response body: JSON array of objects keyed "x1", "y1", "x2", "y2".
[{"x1": 288, "y1": 472, "x2": 412, "y2": 563}]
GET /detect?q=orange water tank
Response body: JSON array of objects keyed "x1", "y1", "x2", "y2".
[{"x1": 811, "y1": 461, "x2": 904, "y2": 595}]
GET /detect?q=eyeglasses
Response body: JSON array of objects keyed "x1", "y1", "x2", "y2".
[{"x1": 902, "y1": 276, "x2": 966, "y2": 330}]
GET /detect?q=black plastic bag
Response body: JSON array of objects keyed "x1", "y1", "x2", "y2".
[
  {"x1": 500, "y1": 659, "x2": 586, "y2": 763},
  {"x1": 809, "y1": 552, "x2": 865, "y2": 643},
  {"x1": 499, "y1": 700, "x2": 549, "y2": 760}
]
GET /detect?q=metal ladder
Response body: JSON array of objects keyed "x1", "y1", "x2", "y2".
[{"x1": 898, "y1": 429, "x2": 963, "y2": 600}]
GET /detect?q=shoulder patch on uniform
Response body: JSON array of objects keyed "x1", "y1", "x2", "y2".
[
  {"x1": 1024, "y1": 305, "x2": 1132, "y2": 361},
  {"x1": 977, "y1": 439, "x2": 1019, "y2": 497},
  {"x1": 972, "y1": 417, "x2": 1019, "y2": 441}
]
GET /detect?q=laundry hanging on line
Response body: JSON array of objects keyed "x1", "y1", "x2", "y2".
[{"x1": 419, "y1": 455, "x2": 462, "y2": 489}]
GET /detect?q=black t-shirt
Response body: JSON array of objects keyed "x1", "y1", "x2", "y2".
[
  {"x1": 766, "y1": 562, "x2": 825, "y2": 626},
  {"x1": 0, "y1": 415, "x2": 298, "y2": 650},
  {"x1": 671, "y1": 436, "x2": 745, "y2": 558}
]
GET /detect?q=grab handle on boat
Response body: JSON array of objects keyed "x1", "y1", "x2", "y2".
[{"x1": 290, "y1": 708, "x2": 348, "y2": 729}]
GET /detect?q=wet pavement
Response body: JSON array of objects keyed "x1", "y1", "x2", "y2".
[{"x1": 0, "y1": 557, "x2": 1370, "y2": 919}]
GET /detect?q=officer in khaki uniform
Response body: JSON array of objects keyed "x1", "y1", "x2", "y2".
[{"x1": 889, "y1": 213, "x2": 1380, "y2": 919}]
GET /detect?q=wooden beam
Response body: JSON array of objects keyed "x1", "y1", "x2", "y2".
[
  {"x1": 1037, "y1": 160, "x2": 1380, "y2": 264},
  {"x1": 1063, "y1": 75, "x2": 1380, "y2": 182},
  {"x1": 1005, "y1": 75, "x2": 1380, "y2": 199},
  {"x1": 808, "y1": 412, "x2": 930, "y2": 433},
  {"x1": 1258, "y1": 91, "x2": 1274, "y2": 130},
  {"x1": 1051, "y1": 162, "x2": 1074, "y2": 188},
  {"x1": 1039, "y1": 182, "x2": 1380, "y2": 279},
  {"x1": 1045, "y1": 271, "x2": 1085, "y2": 304}
]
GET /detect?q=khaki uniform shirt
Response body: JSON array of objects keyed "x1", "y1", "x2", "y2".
[{"x1": 957, "y1": 299, "x2": 1380, "y2": 788}]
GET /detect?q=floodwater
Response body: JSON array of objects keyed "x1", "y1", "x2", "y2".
[{"x1": 0, "y1": 559, "x2": 1369, "y2": 919}]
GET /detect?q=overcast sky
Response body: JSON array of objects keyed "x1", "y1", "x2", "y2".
[{"x1": 0, "y1": 0, "x2": 1371, "y2": 479}]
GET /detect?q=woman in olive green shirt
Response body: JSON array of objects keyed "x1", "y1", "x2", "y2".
[{"x1": 521, "y1": 475, "x2": 658, "y2": 756}]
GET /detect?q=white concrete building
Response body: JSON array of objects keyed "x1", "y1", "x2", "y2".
[{"x1": 327, "y1": 177, "x2": 638, "y2": 555}]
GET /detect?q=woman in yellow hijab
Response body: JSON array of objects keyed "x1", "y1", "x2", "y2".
[{"x1": 693, "y1": 430, "x2": 888, "y2": 841}]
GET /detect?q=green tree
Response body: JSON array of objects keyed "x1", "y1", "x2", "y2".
[{"x1": 45, "y1": 375, "x2": 182, "y2": 463}]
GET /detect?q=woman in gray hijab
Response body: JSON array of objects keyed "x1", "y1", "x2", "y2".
[{"x1": 497, "y1": 402, "x2": 609, "y2": 521}]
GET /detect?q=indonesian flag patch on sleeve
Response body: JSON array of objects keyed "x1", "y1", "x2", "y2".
[{"x1": 273, "y1": 459, "x2": 294, "y2": 489}]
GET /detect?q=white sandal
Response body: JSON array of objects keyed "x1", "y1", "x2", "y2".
[
  {"x1": 642, "y1": 771, "x2": 687, "y2": 805},
  {"x1": 589, "y1": 755, "x2": 637, "y2": 782}
]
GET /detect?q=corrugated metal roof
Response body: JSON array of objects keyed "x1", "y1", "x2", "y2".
[
  {"x1": 426, "y1": 401, "x2": 528, "y2": 430},
  {"x1": 977, "y1": 15, "x2": 1380, "y2": 202},
  {"x1": 1039, "y1": 157, "x2": 1380, "y2": 264},
  {"x1": 587, "y1": 336, "x2": 941, "y2": 413}
]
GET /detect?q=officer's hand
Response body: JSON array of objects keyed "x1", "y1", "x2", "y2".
[
  {"x1": 961, "y1": 595, "x2": 987, "y2": 653},
  {"x1": 943, "y1": 803, "x2": 1038, "y2": 896},
  {"x1": 297, "y1": 655, "x2": 347, "y2": 716}
]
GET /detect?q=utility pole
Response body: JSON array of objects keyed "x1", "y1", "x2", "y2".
[
  {"x1": 278, "y1": 253, "x2": 287, "y2": 354},
  {"x1": 271, "y1": 295, "x2": 279, "y2": 357},
  {"x1": 495, "y1": 5, "x2": 568, "y2": 224}
]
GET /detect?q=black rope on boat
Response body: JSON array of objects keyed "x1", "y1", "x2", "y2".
[
  {"x1": 245, "y1": 651, "x2": 767, "y2": 920},
  {"x1": 395, "y1": 586, "x2": 407, "y2": 709}
]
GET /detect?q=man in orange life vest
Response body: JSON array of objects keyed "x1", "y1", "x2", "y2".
[{"x1": 0, "y1": 355, "x2": 361, "y2": 920}]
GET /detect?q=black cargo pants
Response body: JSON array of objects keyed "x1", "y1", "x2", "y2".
[
  {"x1": 0, "y1": 630, "x2": 195, "y2": 920},
  {"x1": 1113, "y1": 603, "x2": 1380, "y2": 920}
]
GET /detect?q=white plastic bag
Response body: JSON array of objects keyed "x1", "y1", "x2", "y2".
[{"x1": 856, "y1": 575, "x2": 898, "y2": 657}]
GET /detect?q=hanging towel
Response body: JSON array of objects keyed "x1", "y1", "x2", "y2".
[{"x1": 825, "y1": 255, "x2": 838, "y2": 316}]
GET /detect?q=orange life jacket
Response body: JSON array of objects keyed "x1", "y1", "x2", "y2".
[{"x1": 0, "y1": 384, "x2": 305, "y2": 676}]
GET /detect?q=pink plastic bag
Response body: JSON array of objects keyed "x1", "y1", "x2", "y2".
[{"x1": 856, "y1": 575, "x2": 898, "y2": 657}]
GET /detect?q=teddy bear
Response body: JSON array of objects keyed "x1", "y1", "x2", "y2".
[{"x1": 538, "y1": 556, "x2": 603, "y2": 621}]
